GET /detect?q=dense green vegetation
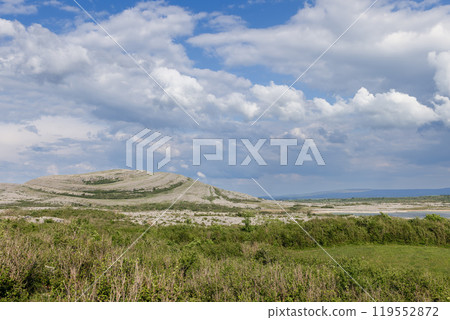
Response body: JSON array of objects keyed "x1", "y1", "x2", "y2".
[
  {"x1": 0, "y1": 209, "x2": 448, "y2": 302},
  {"x1": 82, "y1": 177, "x2": 122, "y2": 185},
  {"x1": 117, "y1": 201, "x2": 246, "y2": 213}
]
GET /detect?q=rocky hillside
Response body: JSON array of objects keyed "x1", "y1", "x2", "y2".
[{"x1": 0, "y1": 169, "x2": 261, "y2": 208}]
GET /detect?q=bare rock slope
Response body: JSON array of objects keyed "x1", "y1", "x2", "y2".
[{"x1": 2, "y1": 169, "x2": 261, "y2": 208}]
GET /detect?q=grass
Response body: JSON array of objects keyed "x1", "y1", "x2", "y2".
[
  {"x1": 82, "y1": 177, "x2": 122, "y2": 185},
  {"x1": 294, "y1": 245, "x2": 450, "y2": 276},
  {"x1": 118, "y1": 201, "x2": 246, "y2": 213},
  {"x1": 0, "y1": 208, "x2": 448, "y2": 302},
  {"x1": 0, "y1": 200, "x2": 60, "y2": 209}
]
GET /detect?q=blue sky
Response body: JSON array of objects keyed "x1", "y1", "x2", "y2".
[{"x1": 1, "y1": 0, "x2": 450, "y2": 197}]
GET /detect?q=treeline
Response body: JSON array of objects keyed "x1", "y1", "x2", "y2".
[{"x1": 153, "y1": 213, "x2": 449, "y2": 248}]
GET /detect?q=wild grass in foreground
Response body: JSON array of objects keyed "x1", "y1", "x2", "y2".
[{"x1": 0, "y1": 209, "x2": 448, "y2": 302}]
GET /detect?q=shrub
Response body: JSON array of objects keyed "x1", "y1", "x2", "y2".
[{"x1": 241, "y1": 217, "x2": 253, "y2": 232}]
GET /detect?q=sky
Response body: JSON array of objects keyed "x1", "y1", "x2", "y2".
[{"x1": 1, "y1": 0, "x2": 450, "y2": 197}]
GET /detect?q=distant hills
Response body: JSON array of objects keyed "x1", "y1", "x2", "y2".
[
  {"x1": 0, "y1": 169, "x2": 261, "y2": 208},
  {"x1": 275, "y1": 188, "x2": 450, "y2": 200},
  {"x1": 3, "y1": 170, "x2": 450, "y2": 205}
]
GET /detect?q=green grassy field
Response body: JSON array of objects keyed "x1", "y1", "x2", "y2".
[
  {"x1": 0, "y1": 208, "x2": 448, "y2": 302},
  {"x1": 291, "y1": 245, "x2": 450, "y2": 276}
]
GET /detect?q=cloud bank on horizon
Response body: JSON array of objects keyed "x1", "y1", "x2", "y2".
[{"x1": 0, "y1": 0, "x2": 450, "y2": 196}]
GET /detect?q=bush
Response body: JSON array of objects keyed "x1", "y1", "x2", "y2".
[
  {"x1": 179, "y1": 250, "x2": 199, "y2": 277},
  {"x1": 254, "y1": 248, "x2": 275, "y2": 265},
  {"x1": 0, "y1": 209, "x2": 448, "y2": 302},
  {"x1": 425, "y1": 214, "x2": 446, "y2": 222},
  {"x1": 241, "y1": 217, "x2": 253, "y2": 232}
]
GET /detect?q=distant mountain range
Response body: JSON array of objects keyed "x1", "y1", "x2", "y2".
[{"x1": 274, "y1": 188, "x2": 450, "y2": 200}]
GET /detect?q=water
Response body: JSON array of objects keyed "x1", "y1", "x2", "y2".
[{"x1": 330, "y1": 211, "x2": 450, "y2": 219}]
